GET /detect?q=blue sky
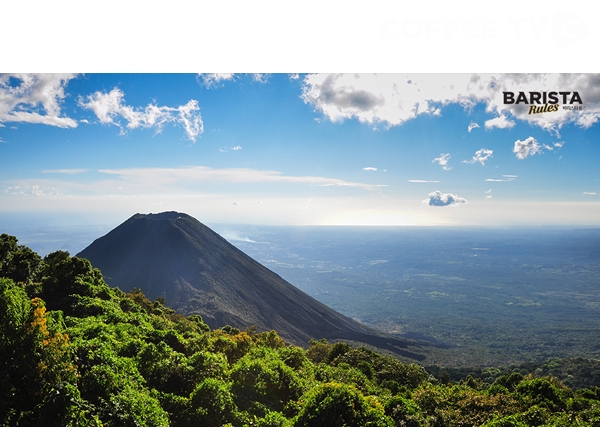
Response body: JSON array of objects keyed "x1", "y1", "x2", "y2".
[{"x1": 1, "y1": 73, "x2": 599, "y2": 227}]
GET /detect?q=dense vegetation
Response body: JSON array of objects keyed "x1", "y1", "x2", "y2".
[{"x1": 2, "y1": 233, "x2": 600, "y2": 426}]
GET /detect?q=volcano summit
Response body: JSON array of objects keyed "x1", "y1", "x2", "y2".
[{"x1": 77, "y1": 212, "x2": 426, "y2": 358}]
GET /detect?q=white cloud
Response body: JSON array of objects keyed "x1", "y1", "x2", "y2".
[
  {"x1": 513, "y1": 136, "x2": 542, "y2": 159},
  {"x1": 486, "y1": 189, "x2": 492, "y2": 194},
  {"x1": 198, "y1": 73, "x2": 235, "y2": 88},
  {"x1": 96, "y1": 166, "x2": 385, "y2": 191},
  {"x1": 220, "y1": 146, "x2": 243, "y2": 152},
  {"x1": 198, "y1": 73, "x2": 269, "y2": 87},
  {"x1": 423, "y1": 190, "x2": 467, "y2": 207},
  {"x1": 1, "y1": 167, "x2": 387, "y2": 223},
  {"x1": 178, "y1": 100, "x2": 204, "y2": 141},
  {"x1": 301, "y1": 73, "x2": 600, "y2": 134},
  {"x1": 484, "y1": 114, "x2": 515, "y2": 130},
  {"x1": 220, "y1": 231, "x2": 256, "y2": 243},
  {"x1": 363, "y1": 167, "x2": 377, "y2": 171},
  {"x1": 463, "y1": 148, "x2": 493, "y2": 165},
  {"x1": 433, "y1": 153, "x2": 452, "y2": 170},
  {"x1": 409, "y1": 179, "x2": 440, "y2": 183},
  {"x1": 583, "y1": 192, "x2": 596, "y2": 195},
  {"x1": 554, "y1": 141, "x2": 565, "y2": 148},
  {"x1": 0, "y1": 73, "x2": 78, "y2": 128},
  {"x1": 4, "y1": 184, "x2": 58, "y2": 196},
  {"x1": 42, "y1": 169, "x2": 88, "y2": 175},
  {"x1": 252, "y1": 73, "x2": 270, "y2": 83},
  {"x1": 485, "y1": 175, "x2": 517, "y2": 182},
  {"x1": 78, "y1": 88, "x2": 203, "y2": 142},
  {"x1": 467, "y1": 122, "x2": 479, "y2": 132}
]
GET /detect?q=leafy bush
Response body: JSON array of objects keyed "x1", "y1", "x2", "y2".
[{"x1": 293, "y1": 382, "x2": 392, "y2": 427}]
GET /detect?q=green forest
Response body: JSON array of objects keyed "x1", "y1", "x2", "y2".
[{"x1": 1, "y1": 233, "x2": 600, "y2": 426}]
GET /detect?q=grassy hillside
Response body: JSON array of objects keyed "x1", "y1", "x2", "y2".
[{"x1": 2, "y1": 233, "x2": 600, "y2": 426}]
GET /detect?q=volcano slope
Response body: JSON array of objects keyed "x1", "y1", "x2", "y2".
[{"x1": 77, "y1": 212, "x2": 427, "y2": 359}]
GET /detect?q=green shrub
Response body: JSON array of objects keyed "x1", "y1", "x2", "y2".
[
  {"x1": 294, "y1": 382, "x2": 392, "y2": 427},
  {"x1": 188, "y1": 378, "x2": 238, "y2": 427}
]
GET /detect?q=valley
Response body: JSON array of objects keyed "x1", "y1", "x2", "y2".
[{"x1": 216, "y1": 225, "x2": 600, "y2": 367}]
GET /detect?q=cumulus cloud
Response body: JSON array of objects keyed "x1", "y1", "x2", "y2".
[
  {"x1": 423, "y1": 190, "x2": 467, "y2": 207},
  {"x1": 363, "y1": 167, "x2": 377, "y2": 171},
  {"x1": 198, "y1": 73, "x2": 235, "y2": 88},
  {"x1": 252, "y1": 74, "x2": 270, "y2": 83},
  {"x1": 301, "y1": 74, "x2": 387, "y2": 124},
  {"x1": 468, "y1": 122, "x2": 480, "y2": 132},
  {"x1": 198, "y1": 73, "x2": 270, "y2": 87},
  {"x1": 583, "y1": 192, "x2": 596, "y2": 195},
  {"x1": 463, "y1": 148, "x2": 493, "y2": 165},
  {"x1": 513, "y1": 137, "x2": 543, "y2": 159},
  {"x1": 433, "y1": 153, "x2": 452, "y2": 170},
  {"x1": 484, "y1": 114, "x2": 515, "y2": 130},
  {"x1": 301, "y1": 73, "x2": 600, "y2": 134},
  {"x1": 78, "y1": 88, "x2": 203, "y2": 142},
  {"x1": 0, "y1": 73, "x2": 78, "y2": 128}
]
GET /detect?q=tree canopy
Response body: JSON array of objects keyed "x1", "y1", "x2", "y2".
[{"x1": 1, "y1": 234, "x2": 599, "y2": 426}]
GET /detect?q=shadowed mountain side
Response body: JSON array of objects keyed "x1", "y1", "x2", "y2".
[{"x1": 77, "y1": 212, "x2": 428, "y2": 358}]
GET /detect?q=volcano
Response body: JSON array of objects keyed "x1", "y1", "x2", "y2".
[{"x1": 77, "y1": 212, "x2": 426, "y2": 359}]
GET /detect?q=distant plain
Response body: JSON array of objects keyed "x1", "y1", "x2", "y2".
[{"x1": 214, "y1": 225, "x2": 600, "y2": 367}]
